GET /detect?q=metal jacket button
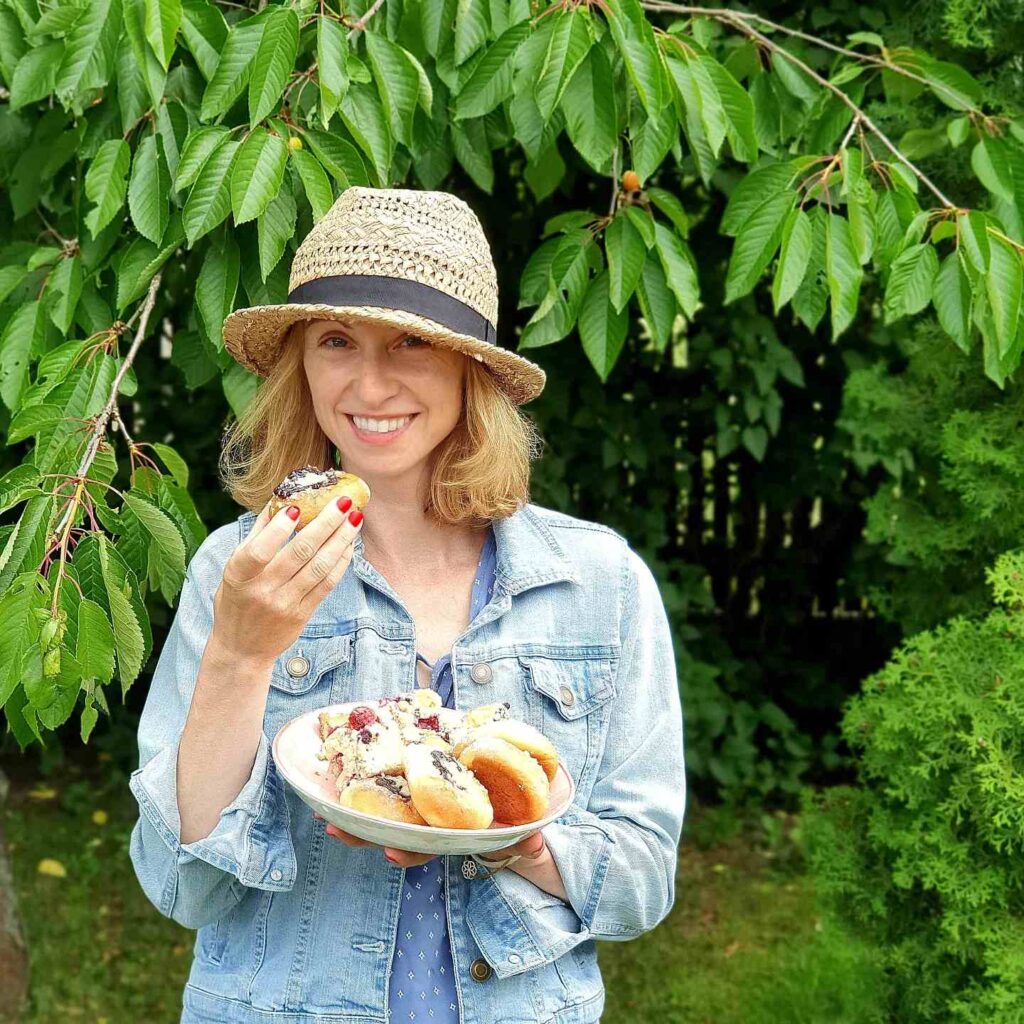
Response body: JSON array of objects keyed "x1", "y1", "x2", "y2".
[
  {"x1": 270, "y1": 868, "x2": 283, "y2": 882},
  {"x1": 470, "y1": 959, "x2": 492, "y2": 981},
  {"x1": 559, "y1": 685, "x2": 575, "y2": 707},
  {"x1": 470, "y1": 662, "x2": 493, "y2": 684},
  {"x1": 286, "y1": 655, "x2": 310, "y2": 678}
]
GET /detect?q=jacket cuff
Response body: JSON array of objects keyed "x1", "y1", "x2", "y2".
[
  {"x1": 128, "y1": 731, "x2": 297, "y2": 891},
  {"x1": 465, "y1": 809, "x2": 615, "y2": 978}
]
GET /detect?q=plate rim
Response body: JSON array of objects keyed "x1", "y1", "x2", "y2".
[{"x1": 271, "y1": 702, "x2": 576, "y2": 837}]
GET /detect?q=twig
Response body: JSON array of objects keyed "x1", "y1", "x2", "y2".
[
  {"x1": 346, "y1": 0, "x2": 386, "y2": 38},
  {"x1": 48, "y1": 274, "x2": 162, "y2": 544},
  {"x1": 609, "y1": 137, "x2": 621, "y2": 216},
  {"x1": 647, "y1": 4, "x2": 957, "y2": 208}
]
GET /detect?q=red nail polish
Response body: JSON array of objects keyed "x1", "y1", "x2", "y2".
[
  {"x1": 348, "y1": 510, "x2": 364, "y2": 526},
  {"x1": 337, "y1": 496, "x2": 353, "y2": 512},
  {"x1": 286, "y1": 505, "x2": 300, "y2": 520}
]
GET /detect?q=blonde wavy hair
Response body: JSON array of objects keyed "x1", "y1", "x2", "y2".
[{"x1": 218, "y1": 322, "x2": 544, "y2": 528}]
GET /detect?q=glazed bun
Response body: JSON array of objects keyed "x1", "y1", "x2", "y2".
[
  {"x1": 270, "y1": 466, "x2": 371, "y2": 530},
  {"x1": 456, "y1": 735, "x2": 550, "y2": 825},
  {"x1": 403, "y1": 743, "x2": 493, "y2": 829},
  {"x1": 452, "y1": 719, "x2": 559, "y2": 783},
  {"x1": 337, "y1": 775, "x2": 428, "y2": 826}
]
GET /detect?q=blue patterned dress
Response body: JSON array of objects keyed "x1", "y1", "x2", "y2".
[{"x1": 386, "y1": 526, "x2": 498, "y2": 1024}]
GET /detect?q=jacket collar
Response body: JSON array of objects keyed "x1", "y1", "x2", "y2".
[{"x1": 348, "y1": 502, "x2": 580, "y2": 597}]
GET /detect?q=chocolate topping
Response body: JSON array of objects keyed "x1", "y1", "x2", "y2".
[
  {"x1": 272, "y1": 465, "x2": 340, "y2": 499},
  {"x1": 374, "y1": 775, "x2": 411, "y2": 801}
]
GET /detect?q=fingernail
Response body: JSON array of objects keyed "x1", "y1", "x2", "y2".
[
  {"x1": 384, "y1": 851, "x2": 399, "y2": 864},
  {"x1": 286, "y1": 505, "x2": 300, "y2": 520},
  {"x1": 348, "y1": 510, "x2": 364, "y2": 527},
  {"x1": 313, "y1": 812, "x2": 323, "y2": 821},
  {"x1": 337, "y1": 496, "x2": 353, "y2": 512}
]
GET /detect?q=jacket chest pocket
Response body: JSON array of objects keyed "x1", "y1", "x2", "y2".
[
  {"x1": 518, "y1": 653, "x2": 617, "y2": 798},
  {"x1": 263, "y1": 633, "x2": 354, "y2": 739}
]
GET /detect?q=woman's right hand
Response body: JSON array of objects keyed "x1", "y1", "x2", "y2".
[{"x1": 210, "y1": 495, "x2": 364, "y2": 667}]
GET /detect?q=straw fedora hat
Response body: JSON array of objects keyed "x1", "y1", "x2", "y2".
[{"x1": 222, "y1": 186, "x2": 546, "y2": 405}]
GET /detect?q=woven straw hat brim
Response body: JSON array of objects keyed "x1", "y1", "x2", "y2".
[{"x1": 222, "y1": 302, "x2": 546, "y2": 406}]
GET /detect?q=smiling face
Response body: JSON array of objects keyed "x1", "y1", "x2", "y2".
[{"x1": 302, "y1": 317, "x2": 467, "y2": 481}]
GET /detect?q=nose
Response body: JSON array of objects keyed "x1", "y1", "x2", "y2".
[{"x1": 349, "y1": 350, "x2": 401, "y2": 405}]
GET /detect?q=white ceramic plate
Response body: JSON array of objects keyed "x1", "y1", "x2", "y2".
[{"x1": 272, "y1": 702, "x2": 576, "y2": 855}]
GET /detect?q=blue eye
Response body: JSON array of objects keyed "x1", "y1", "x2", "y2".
[{"x1": 321, "y1": 335, "x2": 348, "y2": 348}]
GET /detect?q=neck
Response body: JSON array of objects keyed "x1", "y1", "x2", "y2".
[{"x1": 354, "y1": 471, "x2": 485, "y2": 573}]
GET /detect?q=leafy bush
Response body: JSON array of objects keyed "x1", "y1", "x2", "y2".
[{"x1": 802, "y1": 549, "x2": 1024, "y2": 1022}]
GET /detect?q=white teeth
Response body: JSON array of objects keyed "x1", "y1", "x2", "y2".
[{"x1": 353, "y1": 415, "x2": 411, "y2": 433}]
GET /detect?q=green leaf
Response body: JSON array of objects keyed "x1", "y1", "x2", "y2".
[
  {"x1": 340, "y1": 82, "x2": 392, "y2": 187},
  {"x1": 604, "y1": 0, "x2": 664, "y2": 118},
  {"x1": 535, "y1": 9, "x2": 592, "y2": 123},
  {"x1": 123, "y1": 492, "x2": 186, "y2": 597},
  {"x1": 258, "y1": 186, "x2": 297, "y2": 281},
  {"x1": 200, "y1": 18, "x2": 263, "y2": 122},
  {"x1": 772, "y1": 207, "x2": 812, "y2": 313},
  {"x1": 0, "y1": 497, "x2": 53, "y2": 596},
  {"x1": 76, "y1": 599, "x2": 115, "y2": 684},
  {"x1": 183, "y1": 137, "x2": 239, "y2": 245},
  {"x1": 986, "y1": 235, "x2": 1023, "y2": 359},
  {"x1": 825, "y1": 213, "x2": 862, "y2": 338},
  {"x1": 7, "y1": 404, "x2": 65, "y2": 445},
  {"x1": 180, "y1": 0, "x2": 227, "y2": 81},
  {"x1": 290, "y1": 148, "x2": 333, "y2": 222},
  {"x1": 623, "y1": 205, "x2": 655, "y2": 248},
  {"x1": 742, "y1": 425, "x2": 768, "y2": 461},
  {"x1": 559, "y1": 43, "x2": 616, "y2": 175},
  {"x1": 0, "y1": 466, "x2": 43, "y2": 516},
  {"x1": 971, "y1": 137, "x2": 1015, "y2": 202},
  {"x1": 792, "y1": 207, "x2": 828, "y2": 331},
  {"x1": 10, "y1": 41, "x2": 62, "y2": 110},
  {"x1": 0, "y1": 301, "x2": 42, "y2": 412},
  {"x1": 646, "y1": 187, "x2": 688, "y2": 238},
  {"x1": 933, "y1": 250, "x2": 972, "y2": 353},
  {"x1": 128, "y1": 133, "x2": 171, "y2": 244},
  {"x1": 653, "y1": 221, "x2": 700, "y2": 319},
  {"x1": 455, "y1": 0, "x2": 489, "y2": 65},
  {"x1": 365, "y1": 32, "x2": 419, "y2": 149},
  {"x1": 883, "y1": 243, "x2": 940, "y2": 323},
  {"x1": 454, "y1": 19, "x2": 529, "y2": 120},
  {"x1": 947, "y1": 117, "x2": 970, "y2": 147},
  {"x1": 84, "y1": 139, "x2": 131, "y2": 238},
  {"x1": 724, "y1": 191, "x2": 794, "y2": 304},
  {"x1": 151, "y1": 442, "x2": 190, "y2": 488},
  {"x1": 230, "y1": 129, "x2": 288, "y2": 225},
  {"x1": 636, "y1": 250, "x2": 676, "y2": 351},
  {"x1": 302, "y1": 127, "x2": 366, "y2": 187},
  {"x1": 958, "y1": 211, "x2": 990, "y2": 274},
  {"x1": 919, "y1": 56, "x2": 982, "y2": 111},
  {"x1": 316, "y1": 15, "x2": 348, "y2": 128},
  {"x1": 248, "y1": 7, "x2": 297, "y2": 125},
  {"x1": 222, "y1": 361, "x2": 260, "y2": 417},
  {"x1": 702, "y1": 54, "x2": 757, "y2": 163},
  {"x1": 451, "y1": 116, "x2": 493, "y2": 193},
  {"x1": 97, "y1": 534, "x2": 145, "y2": 694},
  {"x1": 144, "y1": 0, "x2": 181, "y2": 70},
  {"x1": 195, "y1": 232, "x2": 239, "y2": 353},
  {"x1": 606, "y1": 211, "x2": 647, "y2": 313},
  {"x1": 770, "y1": 50, "x2": 817, "y2": 104},
  {"x1": 0, "y1": 576, "x2": 48, "y2": 709},
  {"x1": 54, "y1": 0, "x2": 120, "y2": 106},
  {"x1": 45, "y1": 256, "x2": 83, "y2": 334},
  {"x1": 721, "y1": 162, "x2": 797, "y2": 236},
  {"x1": 174, "y1": 126, "x2": 228, "y2": 191},
  {"x1": 578, "y1": 270, "x2": 627, "y2": 380},
  {"x1": 124, "y1": 0, "x2": 167, "y2": 106}
]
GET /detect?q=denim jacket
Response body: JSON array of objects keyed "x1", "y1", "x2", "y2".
[{"x1": 128, "y1": 502, "x2": 686, "y2": 1024}]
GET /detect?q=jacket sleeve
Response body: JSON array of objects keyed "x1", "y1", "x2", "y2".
[
  {"x1": 467, "y1": 545, "x2": 686, "y2": 978},
  {"x1": 127, "y1": 524, "x2": 298, "y2": 930}
]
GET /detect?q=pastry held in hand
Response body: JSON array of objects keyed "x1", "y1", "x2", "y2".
[
  {"x1": 403, "y1": 742, "x2": 494, "y2": 829},
  {"x1": 452, "y1": 719, "x2": 559, "y2": 783},
  {"x1": 337, "y1": 775, "x2": 428, "y2": 826},
  {"x1": 269, "y1": 466, "x2": 371, "y2": 529},
  {"x1": 456, "y1": 735, "x2": 551, "y2": 825}
]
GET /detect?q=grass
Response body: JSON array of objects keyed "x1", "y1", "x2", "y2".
[{"x1": 1, "y1": 742, "x2": 886, "y2": 1024}]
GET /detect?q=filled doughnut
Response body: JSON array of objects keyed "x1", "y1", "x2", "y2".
[
  {"x1": 403, "y1": 742, "x2": 494, "y2": 829},
  {"x1": 452, "y1": 719, "x2": 559, "y2": 783},
  {"x1": 455, "y1": 735, "x2": 550, "y2": 825},
  {"x1": 270, "y1": 465, "x2": 371, "y2": 529}
]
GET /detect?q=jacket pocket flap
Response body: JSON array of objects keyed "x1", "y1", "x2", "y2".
[{"x1": 518, "y1": 655, "x2": 616, "y2": 720}]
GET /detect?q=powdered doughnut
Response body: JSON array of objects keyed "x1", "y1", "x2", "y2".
[
  {"x1": 403, "y1": 743, "x2": 493, "y2": 829},
  {"x1": 452, "y1": 719, "x2": 559, "y2": 783},
  {"x1": 338, "y1": 775, "x2": 428, "y2": 825}
]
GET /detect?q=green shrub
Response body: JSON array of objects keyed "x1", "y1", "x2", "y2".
[{"x1": 802, "y1": 549, "x2": 1024, "y2": 1022}]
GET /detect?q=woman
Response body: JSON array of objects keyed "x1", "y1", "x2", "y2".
[{"x1": 129, "y1": 186, "x2": 686, "y2": 1024}]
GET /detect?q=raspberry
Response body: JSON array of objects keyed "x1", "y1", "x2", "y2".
[
  {"x1": 349, "y1": 706, "x2": 378, "y2": 730},
  {"x1": 417, "y1": 714, "x2": 440, "y2": 732},
  {"x1": 359, "y1": 728, "x2": 373, "y2": 743}
]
